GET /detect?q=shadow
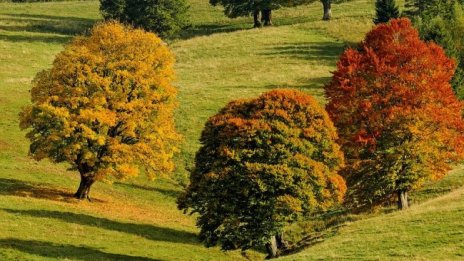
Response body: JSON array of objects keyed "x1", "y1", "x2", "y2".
[
  {"x1": 0, "y1": 178, "x2": 79, "y2": 202},
  {"x1": 3, "y1": 208, "x2": 199, "y2": 245},
  {"x1": 177, "y1": 14, "x2": 320, "y2": 41},
  {"x1": 262, "y1": 76, "x2": 332, "y2": 93},
  {"x1": 0, "y1": 13, "x2": 98, "y2": 43},
  {"x1": 179, "y1": 23, "x2": 249, "y2": 40},
  {"x1": 115, "y1": 183, "x2": 181, "y2": 199},
  {"x1": 261, "y1": 41, "x2": 346, "y2": 62},
  {"x1": 279, "y1": 232, "x2": 329, "y2": 257},
  {"x1": 280, "y1": 209, "x2": 355, "y2": 257},
  {"x1": 0, "y1": 33, "x2": 72, "y2": 44},
  {"x1": 0, "y1": 178, "x2": 107, "y2": 203},
  {"x1": 0, "y1": 238, "x2": 160, "y2": 261}
]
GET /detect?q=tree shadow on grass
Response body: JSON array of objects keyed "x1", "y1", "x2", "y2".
[
  {"x1": 0, "y1": 13, "x2": 98, "y2": 43},
  {"x1": 177, "y1": 14, "x2": 320, "y2": 40},
  {"x1": 178, "y1": 23, "x2": 249, "y2": 40},
  {"x1": 0, "y1": 238, "x2": 161, "y2": 261},
  {"x1": 115, "y1": 183, "x2": 181, "y2": 199},
  {"x1": 0, "y1": 33, "x2": 72, "y2": 44},
  {"x1": 259, "y1": 76, "x2": 332, "y2": 101},
  {"x1": 260, "y1": 41, "x2": 346, "y2": 62},
  {"x1": 0, "y1": 13, "x2": 97, "y2": 35},
  {"x1": 0, "y1": 178, "x2": 82, "y2": 203},
  {"x1": 279, "y1": 231, "x2": 332, "y2": 257},
  {"x1": 3, "y1": 208, "x2": 199, "y2": 245},
  {"x1": 279, "y1": 210, "x2": 354, "y2": 257}
]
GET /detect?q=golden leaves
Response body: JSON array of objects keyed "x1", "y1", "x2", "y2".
[{"x1": 20, "y1": 21, "x2": 180, "y2": 182}]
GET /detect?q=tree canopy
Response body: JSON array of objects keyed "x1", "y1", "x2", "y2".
[
  {"x1": 20, "y1": 22, "x2": 180, "y2": 200},
  {"x1": 325, "y1": 18, "x2": 464, "y2": 210},
  {"x1": 374, "y1": 0, "x2": 400, "y2": 24},
  {"x1": 99, "y1": 0, "x2": 189, "y2": 38},
  {"x1": 178, "y1": 89, "x2": 346, "y2": 258},
  {"x1": 409, "y1": 0, "x2": 464, "y2": 99}
]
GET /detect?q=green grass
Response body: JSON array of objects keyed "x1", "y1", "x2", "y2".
[
  {"x1": 0, "y1": 0, "x2": 463, "y2": 260},
  {"x1": 282, "y1": 186, "x2": 464, "y2": 260}
]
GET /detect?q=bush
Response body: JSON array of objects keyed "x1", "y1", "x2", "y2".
[
  {"x1": 99, "y1": 0, "x2": 189, "y2": 39},
  {"x1": 178, "y1": 89, "x2": 346, "y2": 258},
  {"x1": 19, "y1": 21, "x2": 180, "y2": 200}
]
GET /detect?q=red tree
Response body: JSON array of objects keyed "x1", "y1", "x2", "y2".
[{"x1": 325, "y1": 18, "x2": 464, "y2": 210}]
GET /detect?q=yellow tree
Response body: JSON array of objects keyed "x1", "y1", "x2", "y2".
[{"x1": 20, "y1": 22, "x2": 180, "y2": 200}]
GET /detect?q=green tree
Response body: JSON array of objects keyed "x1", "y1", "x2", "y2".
[
  {"x1": 19, "y1": 22, "x2": 180, "y2": 200},
  {"x1": 374, "y1": 0, "x2": 400, "y2": 24},
  {"x1": 99, "y1": 0, "x2": 189, "y2": 38},
  {"x1": 404, "y1": 0, "x2": 462, "y2": 18},
  {"x1": 210, "y1": 0, "x2": 349, "y2": 27},
  {"x1": 408, "y1": 0, "x2": 464, "y2": 98},
  {"x1": 178, "y1": 89, "x2": 346, "y2": 258}
]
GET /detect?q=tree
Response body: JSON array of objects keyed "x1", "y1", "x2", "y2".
[
  {"x1": 374, "y1": 0, "x2": 400, "y2": 24},
  {"x1": 19, "y1": 22, "x2": 180, "y2": 200},
  {"x1": 99, "y1": 0, "x2": 189, "y2": 38},
  {"x1": 210, "y1": 0, "x2": 351, "y2": 25},
  {"x1": 178, "y1": 89, "x2": 346, "y2": 258},
  {"x1": 320, "y1": 0, "x2": 354, "y2": 20},
  {"x1": 409, "y1": 1, "x2": 464, "y2": 99},
  {"x1": 325, "y1": 18, "x2": 464, "y2": 210},
  {"x1": 321, "y1": 0, "x2": 332, "y2": 20},
  {"x1": 404, "y1": 0, "x2": 463, "y2": 18}
]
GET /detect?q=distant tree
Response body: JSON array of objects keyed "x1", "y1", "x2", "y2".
[
  {"x1": 374, "y1": 0, "x2": 400, "y2": 24},
  {"x1": 19, "y1": 22, "x2": 180, "y2": 200},
  {"x1": 99, "y1": 0, "x2": 189, "y2": 38},
  {"x1": 409, "y1": 1, "x2": 464, "y2": 99},
  {"x1": 320, "y1": 0, "x2": 354, "y2": 20},
  {"x1": 325, "y1": 18, "x2": 464, "y2": 210},
  {"x1": 404, "y1": 0, "x2": 463, "y2": 18},
  {"x1": 178, "y1": 89, "x2": 346, "y2": 258},
  {"x1": 210, "y1": 0, "x2": 350, "y2": 26},
  {"x1": 321, "y1": 0, "x2": 332, "y2": 20}
]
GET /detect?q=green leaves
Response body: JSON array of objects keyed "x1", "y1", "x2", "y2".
[
  {"x1": 178, "y1": 89, "x2": 345, "y2": 251},
  {"x1": 99, "y1": 0, "x2": 189, "y2": 38}
]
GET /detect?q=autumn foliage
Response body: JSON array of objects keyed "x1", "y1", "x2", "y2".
[
  {"x1": 19, "y1": 22, "x2": 180, "y2": 200},
  {"x1": 178, "y1": 89, "x2": 345, "y2": 257},
  {"x1": 325, "y1": 18, "x2": 464, "y2": 210}
]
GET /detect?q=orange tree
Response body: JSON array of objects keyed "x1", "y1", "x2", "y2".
[
  {"x1": 325, "y1": 18, "x2": 464, "y2": 210},
  {"x1": 178, "y1": 89, "x2": 346, "y2": 258},
  {"x1": 20, "y1": 22, "x2": 180, "y2": 200}
]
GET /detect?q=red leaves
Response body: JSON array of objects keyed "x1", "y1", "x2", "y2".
[{"x1": 326, "y1": 18, "x2": 464, "y2": 208}]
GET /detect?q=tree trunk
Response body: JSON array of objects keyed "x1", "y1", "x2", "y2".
[
  {"x1": 265, "y1": 235, "x2": 278, "y2": 259},
  {"x1": 262, "y1": 9, "x2": 273, "y2": 26},
  {"x1": 322, "y1": 0, "x2": 332, "y2": 20},
  {"x1": 397, "y1": 190, "x2": 409, "y2": 210},
  {"x1": 74, "y1": 173, "x2": 95, "y2": 200},
  {"x1": 276, "y1": 233, "x2": 289, "y2": 250},
  {"x1": 253, "y1": 10, "x2": 262, "y2": 28}
]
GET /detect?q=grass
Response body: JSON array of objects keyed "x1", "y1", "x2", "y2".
[
  {"x1": 0, "y1": 0, "x2": 463, "y2": 260},
  {"x1": 281, "y1": 186, "x2": 464, "y2": 260}
]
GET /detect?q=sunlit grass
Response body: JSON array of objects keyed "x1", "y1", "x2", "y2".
[{"x1": 0, "y1": 0, "x2": 463, "y2": 260}]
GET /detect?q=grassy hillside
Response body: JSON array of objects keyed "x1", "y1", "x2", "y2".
[{"x1": 0, "y1": 0, "x2": 463, "y2": 260}]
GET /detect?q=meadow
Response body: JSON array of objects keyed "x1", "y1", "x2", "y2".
[{"x1": 0, "y1": 0, "x2": 463, "y2": 260}]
